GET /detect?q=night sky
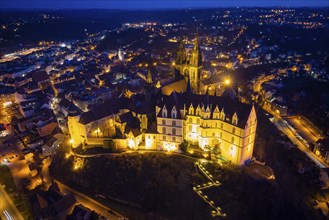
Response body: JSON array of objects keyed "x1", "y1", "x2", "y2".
[{"x1": 1, "y1": 0, "x2": 328, "y2": 9}]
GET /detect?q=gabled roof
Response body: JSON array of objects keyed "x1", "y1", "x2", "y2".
[
  {"x1": 31, "y1": 70, "x2": 50, "y2": 83},
  {"x1": 129, "y1": 99, "x2": 154, "y2": 115},
  {"x1": 79, "y1": 98, "x2": 129, "y2": 124},
  {"x1": 58, "y1": 98, "x2": 72, "y2": 110},
  {"x1": 52, "y1": 193, "x2": 76, "y2": 214},
  {"x1": 119, "y1": 111, "x2": 134, "y2": 123},
  {"x1": 157, "y1": 92, "x2": 253, "y2": 128},
  {"x1": 126, "y1": 127, "x2": 142, "y2": 137},
  {"x1": 161, "y1": 79, "x2": 187, "y2": 96}
]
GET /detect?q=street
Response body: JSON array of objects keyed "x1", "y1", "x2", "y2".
[
  {"x1": 253, "y1": 75, "x2": 328, "y2": 168},
  {"x1": 273, "y1": 118, "x2": 327, "y2": 168},
  {"x1": 0, "y1": 184, "x2": 24, "y2": 220},
  {"x1": 286, "y1": 116, "x2": 324, "y2": 143}
]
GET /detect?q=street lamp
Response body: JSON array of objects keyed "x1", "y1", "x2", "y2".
[
  {"x1": 69, "y1": 139, "x2": 74, "y2": 148},
  {"x1": 224, "y1": 79, "x2": 231, "y2": 86}
]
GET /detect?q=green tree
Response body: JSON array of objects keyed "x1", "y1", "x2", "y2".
[
  {"x1": 213, "y1": 144, "x2": 222, "y2": 156},
  {"x1": 179, "y1": 140, "x2": 189, "y2": 153},
  {"x1": 204, "y1": 145, "x2": 213, "y2": 160}
]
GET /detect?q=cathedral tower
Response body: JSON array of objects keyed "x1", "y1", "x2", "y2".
[{"x1": 175, "y1": 29, "x2": 203, "y2": 94}]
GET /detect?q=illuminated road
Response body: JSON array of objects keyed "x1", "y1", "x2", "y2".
[
  {"x1": 273, "y1": 118, "x2": 327, "y2": 168},
  {"x1": 253, "y1": 75, "x2": 275, "y2": 96},
  {"x1": 0, "y1": 185, "x2": 24, "y2": 220},
  {"x1": 253, "y1": 75, "x2": 328, "y2": 168},
  {"x1": 286, "y1": 116, "x2": 324, "y2": 144},
  {"x1": 54, "y1": 180, "x2": 127, "y2": 220}
]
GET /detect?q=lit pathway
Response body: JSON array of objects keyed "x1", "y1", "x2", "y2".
[{"x1": 193, "y1": 161, "x2": 226, "y2": 218}]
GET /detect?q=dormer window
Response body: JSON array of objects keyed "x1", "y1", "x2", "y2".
[
  {"x1": 232, "y1": 112, "x2": 238, "y2": 125},
  {"x1": 213, "y1": 105, "x2": 220, "y2": 119},
  {"x1": 189, "y1": 104, "x2": 194, "y2": 115},
  {"x1": 171, "y1": 106, "x2": 177, "y2": 118},
  {"x1": 162, "y1": 105, "x2": 167, "y2": 118},
  {"x1": 196, "y1": 105, "x2": 201, "y2": 115}
]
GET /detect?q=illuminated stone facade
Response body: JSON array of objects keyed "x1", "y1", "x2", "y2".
[
  {"x1": 156, "y1": 92, "x2": 257, "y2": 165},
  {"x1": 67, "y1": 98, "x2": 156, "y2": 150},
  {"x1": 67, "y1": 91, "x2": 257, "y2": 165}
]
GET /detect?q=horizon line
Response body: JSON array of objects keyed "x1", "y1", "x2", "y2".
[{"x1": 1, "y1": 6, "x2": 329, "y2": 11}]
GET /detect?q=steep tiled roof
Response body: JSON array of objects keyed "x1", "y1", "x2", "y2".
[
  {"x1": 79, "y1": 98, "x2": 129, "y2": 124},
  {"x1": 157, "y1": 92, "x2": 252, "y2": 128},
  {"x1": 129, "y1": 99, "x2": 154, "y2": 115},
  {"x1": 119, "y1": 111, "x2": 134, "y2": 123},
  {"x1": 31, "y1": 70, "x2": 50, "y2": 83},
  {"x1": 161, "y1": 79, "x2": 187, "y2": 96}
]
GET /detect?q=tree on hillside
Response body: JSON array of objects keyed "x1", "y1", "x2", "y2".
[
  {"x1": 204, "y1": 145, "x2": 213, "y2": 160},
  {"x1": 213, "y1": 144, "x2": 222, "y2": 157},
  {"x1": 179, "y1": 140, "x2": 189, "y2": 153}
]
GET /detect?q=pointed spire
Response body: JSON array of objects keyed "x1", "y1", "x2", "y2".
[
  {"x1": 155, "y1": 80, "x2": 161, "y2": 88},
  {"x1": 146, "y1": 68, "x2": 153, "y2": 84},
  {"x1": 193, "y1": 28, "x2": 199, "y2": 50},
  {"x1": 186, "y1": 76, "x2": 192, "y2": 94}
]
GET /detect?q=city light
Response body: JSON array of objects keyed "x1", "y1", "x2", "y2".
[
  {"x1": 1, "y1": 5, "x2": 327, "y2": 220},
  {"x1": 3, "y1": 101, "x2": 13, "y2": 107}
]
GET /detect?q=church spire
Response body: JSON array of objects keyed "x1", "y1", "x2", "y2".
[
  {"x1": 193, "y1": 28, "x2": 199, "y2": 50},
  {"x1": 146, "y1": 68, "x2": 153, "y2": 84},
  {"x1": 190, "y1": 28, "x2": 202, "y2": 67}
]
